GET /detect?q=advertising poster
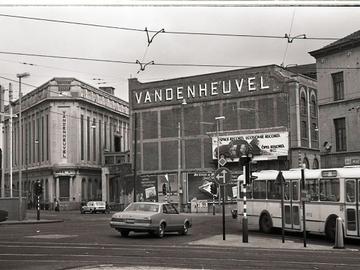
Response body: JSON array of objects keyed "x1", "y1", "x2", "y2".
[{"x1": 212, "y1": 131, "x2": 289, "y2": 162}]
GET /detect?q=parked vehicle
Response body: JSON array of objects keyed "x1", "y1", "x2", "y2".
[
  {"x1": 0, "y1": 210, "x2": 8, "y2": 222},
  {"x1": 110, "y1": 202, "x2": 192, "y2": 238},
  {"x1": 80, "y1": 201, "x2": 107, "y2": 214}
]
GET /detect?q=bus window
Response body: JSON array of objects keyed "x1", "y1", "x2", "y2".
[
  {"x1": 306, "y1": 179, "x2": 319, "y2": 201},
  {"x1": 253, "y1": 180, "x2": 266, "y2": 199},
  {"x1": 320, "y1": 179, "x2": 339, "y2": 202},
  {"x1": 284, "y1": 182, "x2": 290, "y2": 200},
  {"x1": 267, "y1": 180, "x2": 281, "y2": 199},
  {"x1": 346, "y1": 179, "x2": 356, "y2": 202},
  {"x1": 292, "y1": 181, "x2": 299, "y2": 201}
]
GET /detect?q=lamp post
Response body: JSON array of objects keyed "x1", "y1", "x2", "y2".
[
  {"x1": 16, "y1": 72, "x2": 30, "y2": 221},
  {"x1": 215, "y1": 116, "x2": 225, "y2": 238}
]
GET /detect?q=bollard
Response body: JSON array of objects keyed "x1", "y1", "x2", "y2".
[{"x1": 333, "y1": 217, "x2": 345, "y2": 249}]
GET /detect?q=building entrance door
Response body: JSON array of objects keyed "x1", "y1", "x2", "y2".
[{"x1": 59, "y1": 176, "x2": 70, "y2": 201}]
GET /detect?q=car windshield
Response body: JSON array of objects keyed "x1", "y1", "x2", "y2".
[{"x1": 124, "y1": 203, "x2": 159, "y2": 212}]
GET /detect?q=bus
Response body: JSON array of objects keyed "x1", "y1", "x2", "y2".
[{"x1": 236, "y1": 167, "x2": 360, "y2": 240}]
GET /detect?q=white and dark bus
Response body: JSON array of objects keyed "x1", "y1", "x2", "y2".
[{"x1": 236, "y1": 167, "x2": 360, "y2": 240}]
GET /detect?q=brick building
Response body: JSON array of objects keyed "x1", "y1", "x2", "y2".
[
  {"x1": 310, "y1": 30, "x2": 360, "y2": 168},
  {"x1": 1, "y1": 78, "x2": 129, "y2": 210},
  {"x1": 128, "y1": 65, "x2": 319, "y2": 210}
]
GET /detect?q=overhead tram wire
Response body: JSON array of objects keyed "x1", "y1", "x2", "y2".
[{"x1": 0, "y1": 13, "x2": 340, "y2": 41}]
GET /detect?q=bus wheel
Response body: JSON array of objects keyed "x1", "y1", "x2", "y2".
[
  {"x1": 325, "y1": 216, "x2": 337, "y2": 241},
  {"x1": 260, "y1": 213, "x2": 273, "y2": 233}
]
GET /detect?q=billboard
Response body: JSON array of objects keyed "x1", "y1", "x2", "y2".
[{"x1": 212, "y1": 131, "x2": 289, "y2": 162}]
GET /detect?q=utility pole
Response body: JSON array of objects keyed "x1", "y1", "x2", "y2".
[
  {"x1": 133, "y1": 112, "x2": 137, "y2": 203},
  {"x1": 9, "y1": 83, "x2": 13, "y2": 198},
  {"x1": 17, "y1": 72, "x2": 30, "y2": 221}
]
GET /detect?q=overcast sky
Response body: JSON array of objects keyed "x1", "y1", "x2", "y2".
[{"x1": 0, "y1": 2, "x2": 359, "y2": 102}]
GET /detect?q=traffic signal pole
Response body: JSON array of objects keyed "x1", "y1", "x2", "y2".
[
  {"x1": 37, "y1": 195, "x2": 40, "y2": 220},
  {"x1": 242, "y1": 164, "x2": 249, "y2": 243}
]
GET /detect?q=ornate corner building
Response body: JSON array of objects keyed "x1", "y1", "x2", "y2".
[{"x1": 1, "y1": 78, "x2": 129, "y2": 210}]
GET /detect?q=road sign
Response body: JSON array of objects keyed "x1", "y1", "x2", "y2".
[
  {"x1": 214, "y1": 167, "x2": 232, "y2": 185},
  {"x1": 218, "y1": 157, "x2": 227, "y2": 167}
]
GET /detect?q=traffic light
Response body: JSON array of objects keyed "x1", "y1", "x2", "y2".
[
  {"x1": 162, "y1": 183, "x2": 167, "y2": 195},
  {"x1": 34, "y1": 181, "x2": 43, "y2": 196},
  {"x1": 210, "y1": 182, "x2": 218, "y2": 196}
]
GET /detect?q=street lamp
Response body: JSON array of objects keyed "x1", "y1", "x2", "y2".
[{"x1": 16, "y1": 72, "x2": 30, "y2": 221}]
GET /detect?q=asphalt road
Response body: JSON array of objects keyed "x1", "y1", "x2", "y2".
[{"x1": 1, "y1": 210, "x2": 360, "y2": 270}]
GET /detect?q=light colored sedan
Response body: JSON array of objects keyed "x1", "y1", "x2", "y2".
[{"x1": 110, "y1": 202, "x2": 192, "y2": 238}]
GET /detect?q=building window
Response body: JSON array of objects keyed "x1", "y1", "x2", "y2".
[
  {"x1": 93, "y1": 118, "x2": 96, "y2": 161},
  {"x1": 312, "y1": 123, "x2": 318, "y2": 140},
  {"x1": 313, "y1": 158, "x2": 319, "y2": 169},
  {"x1": 301, "y1": 121, "x2": 307, "y2": 138},
  {"x1": 80, "y1": 115, "x2": 84, "y2": 160},
  {"x1": 87, "y1": 116, "x2": 91, "y2": 161},
  {"x1": 303, "y1": 157, "x2": 309, "y2": 169},
  {"x1": 300, "y1": 93, "x2": 307, "y2": 115},
  {"x1": 332, "y1": 72, "x2": 344, "y2": 101},
  {"x1": 334, "y1": 118, "x2": 346, "y2": 151},
  {"x1": 310, "y1": 96, "x2": 317, "y2": 117}
]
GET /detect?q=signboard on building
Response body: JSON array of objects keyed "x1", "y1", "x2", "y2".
[
  {"x1": 130, "y1": 68, "x2": 278, "y2": 109},
  {"x1": 212, "y1": 130, "x2": 289, "y2": 162}
]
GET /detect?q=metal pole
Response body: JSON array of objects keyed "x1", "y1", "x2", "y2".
[
  {"x1": 37, "y1": 195, "x2": 40, "y2": 221},
  {"x1": 216, "y1": 120, "x2": 220, "y2": 169},
  {"x1": 222, "y1": 184, "x2": 226, "y2": 240},
  {"x1": 301, "y1": 166, "x2": 307, "y2": 247},
  {"x1": 177, "y1": 121, "x2": 181, "y2": 211},
  {"x1": 18, "y1": 77, "x2": 23, "y2": 221},
  {"x1": 280, "y1": 172, "x2": 285, "y2": 243},
  {"x1": 242, "y1": 164, "x2": 248, "y2": 243},
  {"x1": 9, "y1": 83, "x2": 13, "y2": 198},
  {"x1": 133, "y1": 112, "x2": 137, "y2": 203},
  {"x1": 212, "y1": 194, "x2": 215, "y2": 215}
]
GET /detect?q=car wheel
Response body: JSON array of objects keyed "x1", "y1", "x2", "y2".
[
  {"x1": 120, "y1": 230, "x2": 130, "y2": 237},
  {"x1": 157, "y1": 223, "x2": 166, "y2": 238},
  {"x1": 181, "y1": 222, "x2": 189, "y2": 235}
]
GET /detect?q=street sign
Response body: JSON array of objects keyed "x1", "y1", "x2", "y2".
[
  {"x1": 218, "y1": 157, "x2": 227, "y2": 167},
  {"x1": 214, "y1": 167, "x2": 232, "y2": 185}
]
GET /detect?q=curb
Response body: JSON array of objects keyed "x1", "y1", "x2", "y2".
[{"x1": 0, "y1": 219, "x2": 64, "y2": 225}]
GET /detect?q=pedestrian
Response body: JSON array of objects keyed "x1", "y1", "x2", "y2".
[
  {"x1": 105, "y1": 201, "x2": 110, "y2": 214},
  {"x1": 55, "y1": 199, "x2": 60, "y2": 212}
]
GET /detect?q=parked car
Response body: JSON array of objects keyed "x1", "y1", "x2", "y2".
[
  {"x1": 80, "y1": 201, "x2": 107, "y2": 214},
  {"x1": 0, "y1": 210, "x2": 8, "y2": 222},
  {"x1": 110, "y1": 202, "x2": 192, "y2": 238}
]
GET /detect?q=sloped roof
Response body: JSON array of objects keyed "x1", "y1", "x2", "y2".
[{"x1": 309, "y1": 29, "x2": 360, "y2": 58}]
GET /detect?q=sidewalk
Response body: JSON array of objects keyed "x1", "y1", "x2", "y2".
[
  {"x1": 0, "y1": 218, "x2": 64, "y2": 225},
  {"x1": 189, "y1": 234, "x2": 341, "y2": 250}
]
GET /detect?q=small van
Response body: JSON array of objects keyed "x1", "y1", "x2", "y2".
[{"x1": 80, "y1": 201, "x2": 107, "y2": 214}]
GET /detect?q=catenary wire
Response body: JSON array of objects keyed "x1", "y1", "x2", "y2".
[{"x1": 0, "y1": 13, "x2": 340, "y2": 41}]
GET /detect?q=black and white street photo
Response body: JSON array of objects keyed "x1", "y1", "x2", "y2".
[{"x1": 1, "y1": 1, "x2": 360, "y2": 269}]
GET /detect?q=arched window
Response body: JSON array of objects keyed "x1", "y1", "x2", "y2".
[
  {"x1": 313, "y1": 158, "x2": 319, "y2": 169},
  {"x1": 312, "y1": 123, "x2": 318, "y2": 140},
  {"x1": 303, "y1": 157, "x2": 310, "y2": 169},
  {"x1": 300, "y1": 92, "x2": 307, "y2": 115},
  {"x1": 310, "y1": 95, "x2": 317, "y2": 117}
]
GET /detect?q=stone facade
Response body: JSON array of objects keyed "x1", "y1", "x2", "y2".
[
  {"x1": 1, "y1": 78, "x2": 129, "y2": 210},
  {"x1": 310, "y1": 30, "x2": 360, "y2": 168}
]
